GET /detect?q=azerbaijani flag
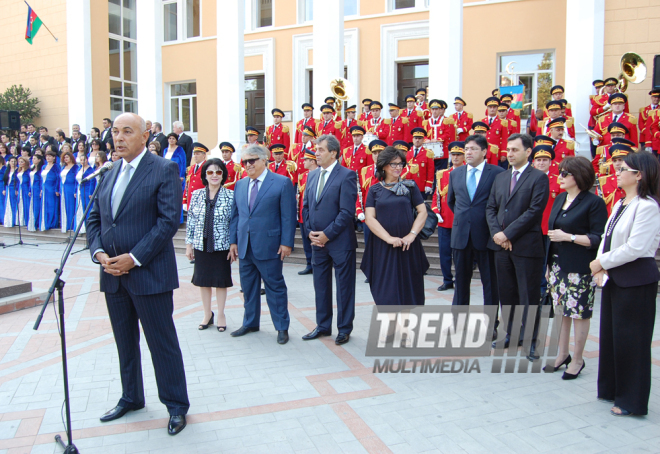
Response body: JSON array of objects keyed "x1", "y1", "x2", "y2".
[
  {"x1": 499, "y1": 85, "x2": 525, "y2": 110},
  {"x1": 25, "y1": 4, "x2": 43, "y2": 45}
]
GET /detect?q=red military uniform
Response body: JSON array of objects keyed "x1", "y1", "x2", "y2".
[
  {"x1": 405, "y1": 145, "x2": 434, "y2": 192},
  {"x1": 341, "y1": 143, "x2": 372, "y2": 173},
  {"x1": 483, "y1": 117, "x2": 509, "y2": 165},
  {"x1": 592, "y1": 144, "x2": 613, "y2": 175},
  {"x1": 358, "y1": 163, "x2": 379, "y2": 217},
  {"x1": 401, "y1": 107, "x2": 423, "y2": 142},
  {"x1": 182, "y1": 161, "x2": 205, "y2": 209},
  {"x1": 340, "y1": 117, "x2": 360, "y2": 150},
  {"x1": 385, "y1": 115, "x2": 409, "y2": 145},
  {"x1": 594, "y1": 112, "x2": 638, "y2": 147},
  {"x1": 223, "y1": 160, "x2": 245, "y2": 191},
  {"x1": 649, "y1": 110, "x2": 660, "y2": 151},
  {"x1": 415, "y1": 101, "x2": 430, "y2": 120},
  {"x1": 599, "y1": 174, "x2": 625, "y2": 216},
  {"x1": 431, "y1": 167, "x2": 456, "y2": 229},
  {"x1": 590, "y1": 93, "x2": 630, "y2": 120},
  {"x1": 423, "y1": 116, "x2": 456, "y2": 144},
  {"x1": 553, "y1": 139, "x2": 575, "y2": 164},
  {"x1": 264, "y1": 123, "x2": 291, "y2": 158},
  {"x1": 506, "y1": 108, "x2": 521, "y2": 134},
  {"x1": 452, "y1": 111, "x2": 473, "y2": 142},
  {"x1": 294, "y1": 117, "x2": 317, "y2": 144},
  {"x1": 541, "y1": 173, "x2": 564, "y2": 235},
  {"x1": 367, "y1": 117, "x2": 390, "y2": 142},
  {"x1": 564, "y1": 117, "x2": 576, "y2": 140},
  {"x1": 639, "y1": 104, "x2": 659, "y2": 147},
  {"x1": 543, "y1": 103, "x2": 573, "y2": 120},
  {"x1": 269, "y1": 160, "x2": 297, "y2": 184},
  {"x1": 316, "y1": 119, "x2": 342, "y2": 142},
  {"x1": 290, "y1": 142, "x2": 316, "y2": 183}
]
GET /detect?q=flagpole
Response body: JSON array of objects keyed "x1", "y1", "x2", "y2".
[{"x1": 24, "y1": 0, "x2": 58, "y2": 42}]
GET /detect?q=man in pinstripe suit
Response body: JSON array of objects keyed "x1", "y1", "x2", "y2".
[{"x1": 87, "y1": 113, "x2": 190, "y2": 435}]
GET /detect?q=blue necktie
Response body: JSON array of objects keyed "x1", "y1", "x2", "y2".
[{"x1": 467, "y1": 168, "x2": 477, "y2": 201}]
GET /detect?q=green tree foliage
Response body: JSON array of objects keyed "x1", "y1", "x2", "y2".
[{"x1": 0, "y1": 85, "x2": 41, "y2": 124}]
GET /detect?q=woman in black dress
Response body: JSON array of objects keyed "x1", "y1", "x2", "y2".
[
  {"x1": 185, "y1": 152, "x2": 234, "y2": 331},
  {"x1": 360, "y1": 146, "x2": 429, "y2": 305}
]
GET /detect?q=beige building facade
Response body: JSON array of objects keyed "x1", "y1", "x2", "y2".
[{"x1": 0, "y1": 0, "x2": 657, "y2": 154}]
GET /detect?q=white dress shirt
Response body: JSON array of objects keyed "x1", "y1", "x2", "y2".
[
  {"x1": 511, "y1": 161, "x2": 529, "y2": 183},
  {"x1": 466, "y1": 159, "x2": 486, "y2": 188},
  {"x1": 317, "y1": 159, "x2": 338, "y2": 197}
]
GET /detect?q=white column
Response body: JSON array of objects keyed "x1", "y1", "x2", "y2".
[
  {"x1": 66, "y1": 0, "x2": 93, "y2": 132},
  {"x1": 312, "y1": 0, "x2": 344, "y2": 111},
  {"x1": 137, "y1": 0, "x2": 163, "y2": 126},
  {"x1": 216, "y1": 0, "x2": 245, "y2": 154},
  {"x1": 565, "y1": 0, "x2": 604, "y2": 157},
  {"x1": 428, "y1": 0, "x2": 462, "y2": 114}
]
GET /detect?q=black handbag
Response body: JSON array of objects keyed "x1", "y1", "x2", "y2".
[{"x1": 405, "y1": 182, "x2": 437, "y2": 240}]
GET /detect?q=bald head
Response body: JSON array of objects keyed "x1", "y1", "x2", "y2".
[{"x1": 112, "y1": 113, "x2": 149, "y2": 162}]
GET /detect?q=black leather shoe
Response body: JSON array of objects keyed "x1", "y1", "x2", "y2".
[
  {"x1": 230, "y1": 326, "x2": 259, "y2": 337},
  {"x1": 562, "y1": 360, "x2": 585, "y2": 380},
  {"x1": 526, "y1": 342, "x2": 540, "y2": 361},
  {"x1": 298, "y1": 266, "x2": 313, "y2": 275},
  {"x1": 100, "y1": 404, "x2": 144, "y2": 422},
  {"x1": 364, "y1": 278, "x2": 369, "y2": 284},
  {"x1": 302, "y1": 327, "x2": 331, "y2": 340},
  {"x1": 189, "y1": 259, "x2": 195, "y2": 264},
  {"x1": 277, "y1": 330, "x2": 289, "y2": 344},
  {"x1": 335, "y1": 333, "x2": 350, "y2": 345},
  {"x1": 168, "y1": 415, "x2": 186, "y2": 435},
  {"x1": 260, "y1": 288, "x2": 266, "y2": 295},
  {"x1": 437, "y1": 282, "x2": 454, "y2": 291},
  {"x1": 543, "y1": 354, "x2": 571, "y2": 372}
]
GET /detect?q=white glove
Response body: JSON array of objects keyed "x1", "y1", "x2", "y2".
[
  {"x1": 437, "y1": 214, "x2": 444, "y2": 223},
  {"x1": 604, "y1": 103, "x2": 611, "y2": 110},
  {"x1": 592, "y1": 138, "x2": 600, "y2": 146},
  {"x1": 439, "y1": 151, "x2": 444, "y2": 158},
  {"x1": 457, "y1": 128, "x2": 464, "y2": 134},
  {"x1": 357, "y1": 213, "x2": 365, "y2": 221},
  {"x1": 646, "y1": 147, "x2": 653, "y2": 153},
  {"x1": 425, "y1": 186, "x2": 433, "y2": 194},
  {"x1": 183, "y1": 204, "x2": 188, "y2": 212}
]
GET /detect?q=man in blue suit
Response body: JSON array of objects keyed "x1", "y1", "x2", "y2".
[
  {"x1": 447, "y1": 134, "x2": 504, "y2": 330},
  {"x1": 229, "y1": 144, "x2": 296, "y2": 345},
  {"x1": 301, "y1": 134, "x2": 358, "y2": 345},
  {"x1": 86, "y1": 113, "x2": 189, "y2": 435}
]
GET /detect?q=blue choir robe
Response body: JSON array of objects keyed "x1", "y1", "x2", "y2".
[
  {"x1": 40, "y1": 163, "x2": 61, "y2": 231},
  {"x1": 0, "y1": 166, "x2": 6, "y2": 225},
  {"x1": 3, "y1": 170, "x2": 19, "y2": 227},
  {"x1": 75, "y1": 166, "x2": 96, "y2": 233},
  {"x1": 60, "y1": 164, "x2": 79, "y2": 232},
  {"x1": 28, "y1": 169, "x2": 43, "y2": 232},
  {"x1": 18, "y1": 171, "x2": 30, "y2": 226}
]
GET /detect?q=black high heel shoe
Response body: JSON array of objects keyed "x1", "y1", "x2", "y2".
[
  {"x1": 562, "y1": 360, "x2": 585, "y2": 380},
  {"x1": 198, "y1": 312, "x2": 214, "y2": 330},
  {"x1": 543, "y1": 354, "x2": 571, "y2": 372}
]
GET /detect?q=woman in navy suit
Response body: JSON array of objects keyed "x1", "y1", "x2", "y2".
[
  {"x1": 163, "y1": 133, "x2": 186, "y2": 223},
  {"x1": 59, "y1": 150, "x2": 79, "y2": 232},
  {"x1": 41, "y1": 150, "x2": 61, "y2": 230}
]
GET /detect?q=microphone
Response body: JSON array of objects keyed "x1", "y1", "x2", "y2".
[{"x1": 82, "y1": 161, "x2": 114, "y2": 182}]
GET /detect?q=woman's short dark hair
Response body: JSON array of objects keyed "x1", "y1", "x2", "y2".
[
  {"x1": 376, "y1": 146, "x2": 407, "y2": 181},
  {"x1": 45, "y1": 150, "x2": 58, "y2": 159},
  {"x1": 464, "y1": 134, "x2": 488, "y2": 151},
  {"x1": 201, "y1": 158, "x2": 228, "y2": 187},
  {"x1": 76, "y1": 140, "x2": 87, "y2": 151},
  {"x1": 91, "y1": 139, "x2": 103, "y2": 149},
  {"x1": 149, "y1": 140, "x2": 161, "y2": 155},
  {"x1": 0, "y1": 156, "x2": 5, "y2": 166},
  {"x1": 559, "y1": 156, "x2": 595, "y2": 192},
  {"x1": 624, "y1": 150, "x2": 660, "y2": 205},
  {"x1": 61, "y1": 151, "x2": 74, "y2": 165},
  {"x1": 167, "y1": 132, "x2": 179, "y2": 143}
]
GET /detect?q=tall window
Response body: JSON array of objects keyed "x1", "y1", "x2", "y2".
[
  {"x1": 302, "y1": 0, "x2": 358, "y2": 22},
  {"x1": 170, "y1": 83, "x2": 198, "y2": 135},
  {"x1": 163, "y1": 0, "x2": 201, "y2": 42},
  {"x1": 258, "y1": 0, "x2": 272, "y2": 27},
  {"x1": 498, "y1": 51, "x2": 554, "y2": 120},
  {"x1": 109, "y1": 0, "x2": 137, "y2": 119}
]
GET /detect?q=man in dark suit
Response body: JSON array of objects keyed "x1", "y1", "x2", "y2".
[
  {"x1": 151, "y1": 122, "x2": 168, "y2": 151},
  {"x1": 101, "y1": 118, "x2": 113, "y2": 148},
  {"x1": 70, "y1": 130, "x2": 84, "y2": 152},
  {"x1": 447, "y1": 134, "x2": 504, "y2": 317},
  {"x1": 301, "y1": 134, "x2": 358, "y2": 345},
  {"x1": 86, "y1": 113, "x2": 189, "y2": 435},
  {"x1": 229, "y1": 144, "x2": 296, "y2": 344},
  {"x1": 173, "y1": 121, "x2": 193, "y2": 166},
  {"x1": 71, "y1": 124, "x2": 87, "y2": 145},
  {"x1": 486, "y1": 133, "x2": 549, "y2": 357}
]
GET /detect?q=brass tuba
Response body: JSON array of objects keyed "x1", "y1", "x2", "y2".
[
  {"x1": 330, "y1": 78, "x2": 354, "y2": 118},
  {"x1": 596, "y1": 52, "x2": 646, "y2": 118}
]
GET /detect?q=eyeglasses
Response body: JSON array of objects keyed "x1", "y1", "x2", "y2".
[
  {"x1": 616, "y1": 167, "x2": 639, "y2": 175},
  {"x1": 241, "y1": 158, "x2": 259, "y2": 166},
  {"x1": 559, "y1": 170, "x2": 573, "y2": 178},
  {"x1": 206, "y1": 170, "x2": 223, "y2": 176},
  {"x1": 388, "y1": 162, "x2": 405, "y2": 168}
]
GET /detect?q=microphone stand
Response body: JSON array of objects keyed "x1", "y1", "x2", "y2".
[
  {"x1": 32, "y1": 172, "x2": 107, "y2": 454},
  {"x1": 4, "y1": 181, "x2": 39, "y2": 248}
]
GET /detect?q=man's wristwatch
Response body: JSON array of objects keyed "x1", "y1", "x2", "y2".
[{"x1": 570, "y1": 234, "x2": 576, "y2": 243}]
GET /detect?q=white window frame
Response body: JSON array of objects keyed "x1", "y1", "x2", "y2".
[
  {"x1": 297, "y1": 0, "x2": 360, "y2": 25},
  {"x1": 162, "y1": 0, "x2": 203, "y2": 43},
  {"x1": 387, "y1": 0, "x2": 427, "y2": 13},
  {"x1": 166, "y1": 80, "x2": 198, "y2": 141},
  {"x1": 246, "y1": 0, "x2": 274, "y2": 31},
  {"x1": 496, "y1": 49, "x2": 556, "y2": 126},
  {"x1": 109, "y1": 1, "x2": 138, "y2": 119}
]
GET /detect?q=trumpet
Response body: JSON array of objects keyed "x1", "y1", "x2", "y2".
[
  {"x1": 580, "y1": 123, "x2": 602, "y2": 141},
  {"x1": 330, "y1": 78, "x2": 354, "y2": 118},
  {"x1": 596, "y1": 52, "x2": 647, "y2": 119}
]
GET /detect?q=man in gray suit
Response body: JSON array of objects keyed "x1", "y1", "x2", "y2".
[{"x1": 87, "y1": 113, "x2": 189, "y2": 435}]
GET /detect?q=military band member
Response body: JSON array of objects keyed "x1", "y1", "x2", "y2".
[
  {"x1": 265, "y1": 108, "x2": 291, "y2": 159},
  {"x1": 220, "y1": 142, "x2": 245, "y2": 191},
  {"x1": 404, "y1": 127, "x2": 435, "y2": 198},
  {"x1": 432, "y1": 141, "x2": 465, "y2": 291},
  {"x1": 533, "y1": 135, "x2": 558, "y2": 174},
  {"x1": 385, "y1": 102, "x2": 409, "y2": 145},
  {"x1": 290, "y1": 125, "x2": 317, "y2": 183},
  {"x1": 452, "y1": 97, "x2": 473, "y2": 142},
  {"x1": 341, "y1": 125, "x2": 372, "y2": 173},
  {"x1": 542, "y1": 85, "x2": 573, "y2": 119},
  {"x1": 597, "y1": 137, "x2": 635, "y2": 178},
  {"x1": 547, "y1": 117, "x2": 575, "y2": 164},
  {"x1": 366, "y1": 101, "x2": 389, "y2": 141},
  {"x1": 358, "y1": 140, "x2": 386, "y2": 261},
  {"x1": 499, "y1": 94, "x2": 521, "y2": 134},
  {"x1": 340, "y1": 105, "x2": 359, "y2": 150},
  {"x1": 401, "y1": 94, "x2": 423, "y2": 141},
  {"x1": 588, "y1": 79, "x2": 605, "y2": 134},
  {"x1": 297, "y1": 148, "x2": 318, "y2": 275},
  {"x1": 639, "y1": 89, "x2": 659, "y2": 151},
  {"x1": 649, "y1": 109, "x2": 660, "y2": 153},
  {"x1": 542, "y1": 100, "x2": 564, "y2": 136},
  {"x1": 424, "y1": 99, "x2": 456, "y2": 171},
  {"x1": 415, "y1": 88, "x2": 431, "y2": 120},
  {"x1": 592, "y1": 124, "x2": 629, "y2": 175},
  {"x1": 470, "y1": 121, "x2": 500, "y2": 165},
  {"x1": 482, "y1": 97, "x2": 508, "y2": 167},
  {"x1": 557, "y1": 100, "x2": 576, "y2": 139},
  {"x1": 358, "y1": 98, "x2": 372, "y2": 122},
  {"x1": 244, "y1": 126, "x2": 261, "y2": 150},
  {"x1": 317, "y1": 104, "x2": 343, "y2": 141},
  {"x1": 182, "y1": 143, "x2": 208, "y2": 211},
  {"x1": 599, "y1": 143, "x2": 630, "y2": 215},
  {"x1": 527, "y1": 106, "x2": 543, "y2": 136},
  {"x1": 323, "y1": 96, "x2": 342, "y2": 121},
  {"x1": 532, "y1": 145, "x2": 563, "y2": 237},
  {"x1": 593, "y1": 93, "x2": 638, "y2": 147},
  {"x1": 268, "y1": 144, "x2": 297, "y2": 184},
  {"x1": 498, "y1": 104, "x2": 517, "y2": 136},
  {"x1": 295, "y1": 103, "x2": 317, "y2": 144}
]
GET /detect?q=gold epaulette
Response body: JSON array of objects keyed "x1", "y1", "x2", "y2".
[
  {"x1": 384, "y1": 119, "x2": 391, "y2": 125},
  {"x1": 361, "y1": 166, "x2": 368, "y2": 180},
  {"x1": 501, "y1": 119, "x2": 508, "y2": 127},
  {"x1": 282, "y1": 126, "x2": 289, "y2": 133},
  {"x1": 443, "y1": 117, "x2": 455, "y2": 125},
  {"x1": 514, "y1": 109, "x2": 521, "y2": 116},
  {"x1": 467, "y1": 113, "x2": 473, "y2": 119},
  {"x1": 590, "y1": 95, "x2": 594, "y2": 100},
  {"x1": 597, "y1": 145, "x2": 605, "y2": 156},
  {"x1": 639, "y1": 107, "x2": 645, "y2": 113},
  {"x1": 566, "y1": 103, "x2": 572, "y2": 110},
  {"x1": 566, "y1": 117, "x2": 574, "y2": 128},
  {"x1": 358, "y1": 120, "x2": 366, "y2": 127},
  {"x1": 599, "y1": 175, "x2": 608, "y2": 189},
  {"x1": 233, "y1": 162, "x2": 242, "y2": 173},
  {"x1": 426, "y1": 150, "x2": 434, "y2": 159},
  {"x1": 566, "y1": 141, "x2": 575, "y2": 150},
  {"x1": 629, "y1": 116, "x2": 637, "y2": 125},
  {"x1": 436, "y1": 170, "x2": 443, "y2": 184},
  {"x1": 402, "y1": 117, "x2": 409, "y2": 125},
  {"x1": 299, "y1": 183, "x2": 305, "y2": 194},
  {"x1": 511, "y1": 120, "x2": 518, "y2": 128},
  {"x1": 490, "y1": 144, "x2": 499, "y2": 153},
  {"x1": 333, "y1": 121, "x2": 341, "y2": 129},
  {"x1": 286, "y1": 160, "x2": 297, "y2": 173},
  {"x1": 422, "y1": 120, "x2": 428, "y2": 127}
]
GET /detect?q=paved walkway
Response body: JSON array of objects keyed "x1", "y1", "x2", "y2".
[{"x1": 0, "y1": 236, "x2": 658, "y2": 454}]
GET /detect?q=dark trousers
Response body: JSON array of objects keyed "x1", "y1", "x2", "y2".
[
  {"x1": 105, "y1": 282, "x2": 189, "y2": 415},
  {"x1": 312, "y1": 247, "x2": 356, "y2": 334},
  {"x1": 437, "y1": 226, "x2": 453, "y2": 285},
  {"x1": 301, "y1": 222, "x2": 312, "y2": 267},
  {"x1": 432, "y1": 159, "x2": 448, "y2": 193},
  {"x1": 240, "y1": 241, "x2": 291, "y2": 330},
  {"x1": 598, "y1": 279, "x2": 657, "y2": 415},
  {"x1": 494, "y1": 250, "x2": 544, "y2": 341},
  {"x1": 452, "y1": 236, "x2": 499, "y2": 307},
  {"x1": 589, "y1": 126, "x2": 597, "y2": 158},
  {"x1": 540, "y1": 235, "x2": 549, "y2": 299}
]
